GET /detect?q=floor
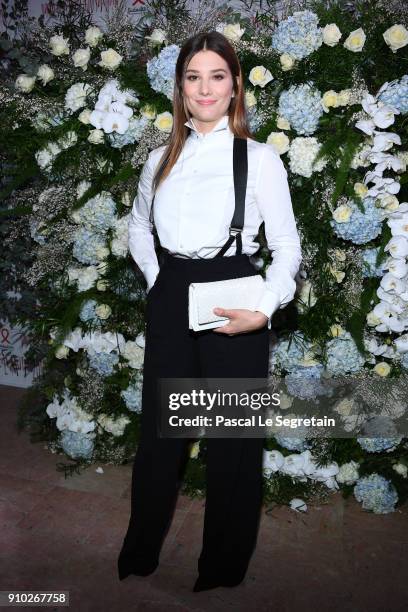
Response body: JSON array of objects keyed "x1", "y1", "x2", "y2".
[{"x1": 1, "y1": 384, "x2": 407, "y2": 612}]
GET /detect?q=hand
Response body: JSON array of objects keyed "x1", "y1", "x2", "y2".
[{"x1": 212, "y1": 307, "x2": 269, "y2": 335}]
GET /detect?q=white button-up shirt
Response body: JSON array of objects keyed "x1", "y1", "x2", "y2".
[{"x1": 128, "y1": 113, "x2": 302, "y2": 328}]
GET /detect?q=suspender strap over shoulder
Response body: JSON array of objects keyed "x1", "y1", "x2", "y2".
[{"x1": 215, "y1": 135, "x2": 248, "y2": 258}]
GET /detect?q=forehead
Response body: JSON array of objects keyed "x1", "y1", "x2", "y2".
[{"x1": 186, "y1": 50, "x2": 229, "y2": 71}]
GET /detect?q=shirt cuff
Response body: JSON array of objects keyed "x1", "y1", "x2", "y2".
[
  {"x1": 255, "y1": 290, "x2": 282, "y2": 330},
  {"x1": 144, "y1": 264, "x2": 160, "y2": 291}
]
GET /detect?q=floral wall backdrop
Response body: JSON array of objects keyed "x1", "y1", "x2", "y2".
[{"x1": 1, "y1": 0, "x2": 408, "y2": 513}]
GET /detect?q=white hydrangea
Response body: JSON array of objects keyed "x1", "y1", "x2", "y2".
[
  {"x1": 288, "y1": 137, "x2": 328, "y2": 177},
  {"x1": 67, "y1": 265, "x2": 100, "y2": 291},
  {"x1": 122, "y1": 341, "x2": 145, "y2": 369},
  {"x1": 98, "y1": 414, "x2": 130, "y2": 436},
  {"x1": 336, "y1": 460, "x2": 360, "y2": 484},
  {"x1": 111, "y1": 215, "x2": 129, "y2": 257},
  {"x1": 65, "y1": 82, "x2": 93, "y2": 113}
]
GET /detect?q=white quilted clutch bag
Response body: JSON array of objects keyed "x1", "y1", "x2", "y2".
[{"x1": 188, "y1": 274, "x2": 265, "y2": 331}]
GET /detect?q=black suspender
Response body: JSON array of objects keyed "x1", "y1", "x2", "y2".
[{"x1": 148, "y1": 135, "x2": 248, "y2": 258}]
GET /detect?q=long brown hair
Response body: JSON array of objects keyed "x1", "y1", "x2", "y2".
[{"x1": 151, "y1": 30, "x2": 253, "y2": 196}]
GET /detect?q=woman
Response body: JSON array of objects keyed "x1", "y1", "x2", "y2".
[{"x1": 118, "y1": 30, "x2": 302, "y2": 592}]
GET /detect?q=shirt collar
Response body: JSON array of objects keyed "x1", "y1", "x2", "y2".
[{"x1": 184, "y1": 114, "x2": 230, "y2": 139}]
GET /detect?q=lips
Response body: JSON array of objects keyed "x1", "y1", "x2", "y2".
[{"x1": 197, "y1": 100, "x2": 216, "y2": 105}]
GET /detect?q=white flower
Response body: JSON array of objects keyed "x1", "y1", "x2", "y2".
[
  {"x1": 73, "y1": 47, "x2": 91, "y2": 71},
  {"x1": 95, "y1": 304, "x2": 111, "y2": 319},
  {"x1": 266, "y1": 132, "x2": 290, "y2": 155},
  {"x1": 140, "y1": 104, "x2": 156, "y2": 119},
  {"x1": 354, "y1": 182, "x2": 368, "y2": 197},
  {"x1": 288, "y1": 137, "x2": 328, "y2": 178},
  {"x1": 101, "y1": 111, "x2": 129, "y2": 134},
  {"x1": 145, "y1": 28, "x2": 167, "y2": 45},
  {"x1": 321, "y1": 90, "x2": 340, "y2": 113},
  {"x1": 323, "y1": 23, "x2": 342, "y2": 46},
  {"x1": 190, "y1": 441, "x2": 200, "y2": 458},
  {"x1": 154, "y1": 111, "x2": 173, "y2": 133},
  {"x1": 98, "y1": 48, "x2": 122, "y2": 70},
  {"x1": 393, "y1": 463, "x2": 408, "y2": 478},
  {"x1": 62, "y1": 327, "x2": 85, "y2": 352},
  {"x1": 58, "y1": 131, "x2": 78, "y2": 149},
  {"x1": 333, "y1": 204, "x2": 353, "y2": 223},
  {"x1": 276, "y1": 115, "x2": 290, "y2": 130},
  {"x1": 67, "y1": 266, "x2": 100, "y2": 292},
  {"x1": 280, "y1": 53, "x2": 295, "y2": 71},
  {"x1": 49, "y1": 34, "x2": 70, "y2": 56},
  {"x1": 336, "y1": 460, "x2": 359, "y2": 485},
  {"x1": 373, "y1": 361, "x2": 391, "y2": 376},
  {"x1": 88, "y1": 129, "x2": 105, "y2": 144},
  {"x1": 37, "y1": 64, "x2": 54, "y2": 85},
  {"x1": 78, "y1": 108, "x2": 92, "y2": 124},
  {"x1": 55, "y1": 345, "x2": 70, "y2": 359},
  {"x1": 122, "y1": 341, "x2": 145, "y2": 369},
  {"x1": 343, "y1": 28, "x2": 366, "y2": 52},
  {"x1": 263, "y1": 449, "x2": 284, "y2": 476},
  {"x1": 248, "y1": 65, "x2": 273, "y2": 88},
  {"x1": 85, "y1": 26, "x2": 103, "y2": 47},
  {"x1": 15, "y1": 74, "x2": 36, "y2": 93},
  {"x1": 222, "y1": 23, "x2": 245, "y2": 42},
  {"x1": 383, "y1": 24, "x2": 408, "y2": 53},
  {"x1": 65, "y1": 82, "x2": 93, "y2": 113},
  {"x1": 98, "y1": 414, "x2": 130, "y2": 436}
]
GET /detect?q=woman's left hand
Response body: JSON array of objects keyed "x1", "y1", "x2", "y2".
[{"x1": 212, "y1": 308, "x2": 268, "y2": 335}]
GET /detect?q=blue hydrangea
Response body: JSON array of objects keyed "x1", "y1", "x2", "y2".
[
  {"x1": 146, "y1": 44, "x2": 180, "y2": 100},
  {"x1": 79, "y1": 299, "x2": 100, "y2": 323},
  {"x1": 357, "y1": 436, "x2": 403, "y2": 453},
  {"x1": 121, "y1": 379, "x2": 143, "y2": 412},
  {"x1": 73, "y1": 228, "x2": 107, "y2": 265},
  {"x1": 330, "y1": 197, "x2": 383, "y2": 244},
  {"x1": 76, "y1": 192, "x2": 117, "y2": 233},
  {"x1": 361, "y1": 247, "x2": 386, "y2": 278},
  {"x1": 88, "y1": 351, "x2": 119, "y2": 376},
  {"x1": 270, "y1": 332, "x2": 316, "y2": 373},
  {"x1": 378, "y1": 75, "x2": 408, "y2": 114},
  {"x1": 353, "y1": 473, "x2": 398, "y2": 514},
  {"x1": 285, "y1": 364, "x2": 332, "y2": 400},
  {"x1": 271, "y1": 10, "x2": 323, "y2": 60},
  {"x1": 326, "y1": 331, "x2": 366, "y2": 375},
  {"x1": 59, "y1": 430, "x2": 95, "y2": 460},
  {"x1": 274, "y1": 433, "x2": 311, "y2": 452},
  {"x1": 108, "y1": 115, "x2": 150, "y2": 148},
  {"x1": 278, "y1": 83, "x2": 323, "y2": 135},
  {"x1": 401, "y1": 352, "x2": 408, "y2": 369}
]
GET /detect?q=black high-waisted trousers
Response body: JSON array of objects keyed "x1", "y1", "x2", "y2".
[{"x1": 118, "y1": 252, "x2": 270, "y2": 585}]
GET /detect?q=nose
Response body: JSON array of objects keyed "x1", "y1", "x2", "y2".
[{"x1": 199, "y1": 79, "x2": 211, "y2": 95}]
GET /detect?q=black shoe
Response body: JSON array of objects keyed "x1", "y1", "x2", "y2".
[
  {"x1": 118, "y1": 554, "x2": 158, "y2": 581},
  {"x1": 193, "y1": 573, "x2": 245, "y2": 592}
]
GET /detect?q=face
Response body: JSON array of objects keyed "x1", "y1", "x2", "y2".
[{"x1": 182, "y1": 49, "x2": 238, "y2": 134}]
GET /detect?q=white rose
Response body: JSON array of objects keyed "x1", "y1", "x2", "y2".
[
  {"x1": 249, "y1": 65, "x2": 273, "y2": 88},
  {"x1": 333, "y1": 204, "x2": 352, "y2": 223},
  {"x1": 145, "y1": 28, "x2": 167, "y2": 45},
  {"x1": 393, "y1": 463, "x2": 408, "y2": 478},
  {"x1": 266, "y1": 132, "x2": 290, "y2": 155},
  {"x1": 323, "y1": 23, "x2": 342, "y2": 46},
  {"x1": 97, "y1": 280, "x2": 108, "y2": 291},
  {"x1": 383, "y1": 24, "x2": 408, "y2": 53},
  {"x1": 154, "y1": 111, "x2": 173, "y2": 133},
  {"x1": 37, "y1": 64, "x2": 54, "y2": 85},
  {"x1": 49, "y1": 34, "x2": 70, "y2": 56},
  {"x1": 276, "y1": 115, "x2": 290, "y2": 130},
  {"x1": 373, "y1": 361, "x2": 391, "y2": 377},
  {"x1": 223, "y1": 23, "x2": 245, "y2": 42},
  {"x1": 98, "y1": 48, "x2": 122, "y2": 70},
  {"x1": 88, "y1": 129, "x2": 105, "y2": 144},
  {"x1": 280, "y1": 53, "x2": 295, "y2": 71},
  {"x1": 73, "y1": 47, "x2": 90, "y2": 71},
  {"x1": 329, "y1": 267, "x2": 345, "y2": 283},
  {"x1": 78, "y1": 108, "x2": 92, "y2": 124},
  {"x1": 15, "y1": 74, "x2": 36, "y2": 93},
  {"x1": 343, "y1": 28, "x2": 366, "y2": 53},
  {"x1": 244, "y1": 90, "x2": 257, "y2": 109},
  {"x1": 338, "y1": 89, "x2": 352, "y2": 105},
  {"x1": 121, "y1": 191, "x2": 131, "y2": 207},
  {"x1": 322, "y1": 90, "x2": 341, "y2": 113},
  {"x1": 85, "y1": 26, "x2": 103, "y2": 47},
  {"x1": 189, "y1": 441, "x2": 200, "y2": 458},
  {"x1": 55, "y1": 345, "x2": 70, "y2": 359},
  {"x1": 354, "y1": 182, "x2": 368, "y2": 197},
  {"x1": 95, "y1": 304, "x2": 111, "y2": 319},
  {"x1": 366, "y1": 311, "x2": 382, "y2": 326}
]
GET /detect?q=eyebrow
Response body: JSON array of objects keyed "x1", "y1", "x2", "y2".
[{"x1": 185, "y1": 68, "x2": 227, "y2": 73}]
